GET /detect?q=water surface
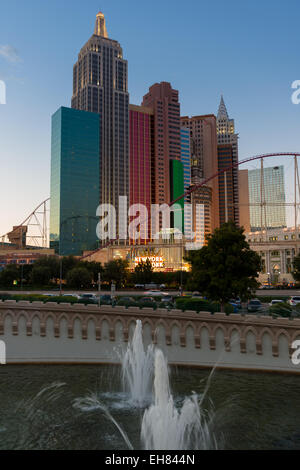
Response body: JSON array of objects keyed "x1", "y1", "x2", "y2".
[{"x1": 0, "y1": 365, "x2": 299, "y2": 450}]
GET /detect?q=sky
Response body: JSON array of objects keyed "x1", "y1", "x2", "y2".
[{"x1": 0, "y1": 0, "x2": 299, "y2": 236}]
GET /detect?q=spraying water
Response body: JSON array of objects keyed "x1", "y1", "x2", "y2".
[
  {"x1": 141, "y1": 349, "x2": 216, "y2": 450},
  {"x1": 73, "y1": 394, "x2": 134, "y2": 450},
  {"x1": 122, "y1": 320, "x2": 154, "y2": 407}
]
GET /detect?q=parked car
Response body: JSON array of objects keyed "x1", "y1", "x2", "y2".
[
  {"x1": 269, "y1": 299, "x2": 285, "y2": 307},
  {"x1": 79, "y1": 293, "x2": 98, "y2": 303},
  {"x1": 228, "y1": 301, "x2": 239, "y2": 313},
  {"x1": 100, "y1": 295, "x2": 112, "y2": 304},
  {"x1": 230, "y1": 298, "x2": 242, "y2": 309},
  {"x1": 288, "y1": 296, "x2": 300, "y2": 306},
  {"x1": 145, "y1": 283, "x2": 158, "y2": 290},
  {"x1": 144, "y1": 290, "x2": 165, "y2": 297},
  {"x1": 134, "y1": 284, "x2": 145, "y2": 289},
  {"x1": 192, "y1": 291, "x2": 202, "y2": 298},
  {"x1": 161, "y1": 295, "x2": 173, "y2": 304},
  {"x1": 159, "y1": 284, "x2": 166, "y2": 290},
  {"x1": 140, "y1": 297, "x2": 156, "y2": 303},
  {"x1": 62, "y1": 294, "x2": 80, "y2": 300},
  {"x1": 117, "y1": 297, "x2": 136, "y2": 306},
  {"x1": 247, "y1": 299, "x2": 263, "y2": 313}
]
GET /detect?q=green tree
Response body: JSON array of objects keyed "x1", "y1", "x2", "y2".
[
  {"x1": 62, "y1": 256, "x2": 79, "y2": 275},
  {"x1": 78, "y1": 261, "x2": 103, "y2": 284},
  {"x1": 186, "y1": 221, "x2": 261, "y2": 312},
  {"x1": 0, "y1": 265, "x2": 20, "y2": 287},
  {"x1": 133, "y1": 259, "x2": 153, "y2": 284},
  {"x1": 293, "y1": 254, "x2": 300, "y2": 282},
  {"x1": 34, "y1": 256, "x2": 60, "y2": 281},
  {"x1": 103, "y1": 259, "x2": 129, "y2": 288},
  {"x1": 30, "y1": 266, "x2": 52, "y2": 286},
  {"x1": 66, "y1": 267, "x2": 93, "y2": 289}
]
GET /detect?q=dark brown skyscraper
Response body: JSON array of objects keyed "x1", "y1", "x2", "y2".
[
  {"x1": 72, "y1": 12, "x2": 129, "y2": 235},
  {"x1": 217, "y1": 96, "x2": 239, "y2": 226}
]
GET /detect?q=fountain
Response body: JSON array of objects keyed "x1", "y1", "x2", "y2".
[
  {"x1": 122, "y1": 320, "x2": 154, "y2": 406},
  {"x1": 141, "y1": 349, "x2": 216, "y2": 450},
  {"x1": 73, "y1": 394, "x2": 134, "y2": 450},
  {"x1": 71, "y1": 321, "x2": 217, "y2": 450}
]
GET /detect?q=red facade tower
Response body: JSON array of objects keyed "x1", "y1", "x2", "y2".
[
  {"x1": 129, "y1": 104, "x2": 153, "y2": 243},
  {"x1": 142, "y1": 82, "x2": 181, "y2": 207}
]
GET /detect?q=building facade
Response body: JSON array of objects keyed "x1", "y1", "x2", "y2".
[
  {"x1": 180, "y1": 127, "x2": 192, "y2": 237},
  {"x1": 50, "y1": 107, "x2": 100, "y2": 255},
  {"x1": 71, "y1": 12, "x2": 129, "y2": 235},
  {"x1": 247, "y1": 226, "x2": 300, "y2": 284},
  {"x1": 248, "y1": 165, "x2": 286, "y2": 231},
  {"x1": 170, "y1": 159, "x2": 184, "y2": 233},
  {"x1": 180, "y1": 114, "x2": 219, "y2": 236},
  {"x1": 238, "y1": 169, "x2": 251, "y2": 232},
  {"x1": 129, "y1": 104, "x2": 153, "y2": 243},
  {"x1": 216, "y1": 96, "x2": 239, "y2": 226},
  {"x1": 142, "y1": 82, "x2": 181, "y2": 208},
  {"x1": 218, "y1": 144, "x2": 237, "y2": 225}
]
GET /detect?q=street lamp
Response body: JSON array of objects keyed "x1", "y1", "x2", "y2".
[
  {"x1": 98, "y1": 272, "x2": 101, "y2": 308},
  {"x1": 59, "y1": 257, "x2": 63, "y2": 296}
]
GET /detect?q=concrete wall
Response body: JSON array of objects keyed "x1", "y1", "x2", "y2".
[{"x1": 1, "y1": 301, "x2": 300, "y2": 373}]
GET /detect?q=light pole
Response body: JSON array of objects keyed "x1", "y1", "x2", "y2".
[
  {"x1": 98, "y1": 272, "x2": 101, "y2": 308},
  {"x1": 20, "y1": 264, "x2": 24, "y2": 291},
  {"x1": 59, "y1": 257, "x2": 63, "y2": 296},
  {"x1": 111, "y1": 281, "x2": 116, "y2": 306}
]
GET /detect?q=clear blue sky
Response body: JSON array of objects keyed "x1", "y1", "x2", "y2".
[{"x1": 0, "y1": 0, "x2": 299, "y2": 235}]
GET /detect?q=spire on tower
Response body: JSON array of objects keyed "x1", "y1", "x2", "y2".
[
  {"x1": 217, "y1": 95, "x2": 229, "y2": 120},
  {"x1": 94, "y1": 11, "x2": 108, "y2": 38}
]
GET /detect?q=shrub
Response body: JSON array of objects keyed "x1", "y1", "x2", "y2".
[
  {"x1": 137, "y1": 301, "x2": 157, "y2": 310},
  {"x1": 45, "y1": 296, "x2": 78, "y2": 304},
  {"x1": 176, "y1": 298, "x2": 213, "y2": 313},
  {"x1": 117, "y1": 299, "x2": 137, "y2": 308},
  {"x1": 0, "y1": 294, "x2": 12, "y2": 301},
  {"x1": 269, "y1": 303, "x2": 292, "y2": 318},
  {"x1": 158, "y1": 302, "x2": 167, "y2": 309},
  {"x1": 175, "y1": 297, "x2": 234, "y2": 314},
  {"x1": 257, "y1": 296, "x2": 288, "y2": 303}
]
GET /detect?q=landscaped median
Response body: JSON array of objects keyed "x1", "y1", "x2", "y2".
[
  {"x1": 0, "y1": 293, "x2": 234, "y2": 314},
  {"x1": 175, "y1": 297, "x2": 234, "y2": 314},
  {"x1": 2, "y1": 293, "x2": 300, "y2": 319}
]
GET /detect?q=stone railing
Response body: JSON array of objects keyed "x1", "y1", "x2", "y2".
[{"x1": 1, "y1": 301, "x2": 300, "y2": 372}]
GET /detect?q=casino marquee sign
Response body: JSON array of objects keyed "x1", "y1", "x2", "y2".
[{"x1": 134, "y1": 256, "x2": 165, "y2": 269}]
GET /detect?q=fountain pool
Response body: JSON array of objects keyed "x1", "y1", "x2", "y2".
[{"x1": 1, "y1": 321, "x2": 300, "y2": 450}]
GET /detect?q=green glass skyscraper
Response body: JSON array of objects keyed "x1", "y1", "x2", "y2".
[
  {"x1": 50, "y1": 106, "x2": 100, "y2": 255},
  {"x1": 170, "y1": 159, "x2": 184, "y2": 233}
]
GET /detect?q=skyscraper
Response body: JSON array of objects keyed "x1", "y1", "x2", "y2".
[
  {"x1": 50, "y1": 107, "x2": 100, "y2": 255},
  {"x1": 71, "y1": 12, "x2": 129, "y2": 236},
  {"x1": 218, "y1": 144, "x2": 236, "y2": 225},
  {"x1": 129, "y1": 104, "x2": 153, "y2": 243},
  {"x1": 216, "y1": 96, "x2": 239, "y2": 226},
  {"x1": 142, "y1": 82, "x2": 181, "y2": 208},
  {"x1": 248, "y1": 165, "x2": 286, "y2": 231},
  {"x1": 180, "y1": 127, "x2": 192, "y2": 237},
  {"x1": 238, "y1": 169, "x2": 251, "y2": 232},
  {"x1": 170, "y1": 159, "x2": 184, "y2": 232},
  {"x1": 180, "y1": 115, "x2": 219, "y2": 235}
]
